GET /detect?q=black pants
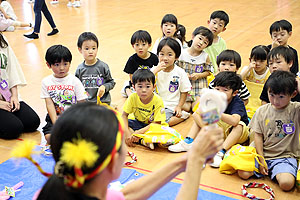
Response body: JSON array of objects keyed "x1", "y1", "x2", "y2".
[
  {"x1": 0, "y1": 101, "x2": 40, "y2": 139},
  {"x1": 33, "y1": 0, "x2": 56, "y2": 33}
]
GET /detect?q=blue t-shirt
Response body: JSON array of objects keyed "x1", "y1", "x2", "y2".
[{"x1": 225, "y1": 95, "x2": 249, "y2": 125}]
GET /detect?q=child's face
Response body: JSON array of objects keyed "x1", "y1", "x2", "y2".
[
  {"x1": 214, "y1": 86, "x2": 237, "y2": 102},
  {"x1": 132, "y1": 40, "x2": 151, "y2": 58},
  {"x1": 271, "y1": 29, "x2": 291, "y2": 46},
  {"x1": 48, "y1": 60, "x2": 70, "y2": 78},
  {"x1": 134, "y1": 80, "x2": 154, "y2": 103},
  {"x1": 191, "y1": 34, "x2": 209, "y2": 51},
  {"x1": 158, "y1": 45, "x2": 177, "y2": 69},
  {"x1": 79, "y1": 40, "x2": 98, "y2": 64},
  {"x1": 218, "y1": 60, "x2": 237, "y2": 72},
  {"x1": 268, "y1": 90, "x2": 293, "y2": 109},
  {"x1": 268, "y1": 55, "x2": 292, "y2": 73},
  {"x1": 162, "y1": 22, "x2": 177, "y2": 37},
  {"x1": 207, "y1": 18, "x2": 226, "y2": 36},
  {"x1": 250, "y1": 58, "x2": 267, "y2": 74}
]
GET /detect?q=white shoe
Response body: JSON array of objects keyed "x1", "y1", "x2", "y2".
[
  {"x1": 141, "y1": 139, "x2": 154, "y2": 150},
  {"x1": 67, "y1": 2, "x2": 73, "y2": 7},
  {"x1": 181, "y1": 111, "x2": 190, "y2": 119},
  {"x1": 6, "y1": 26, "x2": 15, "y2": 32},
  {"x1": 168, "y1": 140, "x2": 192, "y2": 152},
  {"x1": 50, "y1": 0, "x2": 59, "y2": 4},
  {"x1": 210, "y1": 151, "x2": 224, "y2": 168},
  {"x1": 73, "y1": 1, "x2": 81, "y2": 7}
]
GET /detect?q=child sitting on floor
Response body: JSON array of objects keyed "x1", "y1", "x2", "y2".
[
  {"x1": 122, "y1": 69, "x2": 166, "y2": 149},
  {"x1": 169, "y1": 72, "x2": 249, "y2": 169},
  {"x1": 237, "y1": 70, "x2": 300, "y2": 192},
  {"x1": 152, "y1": 37, "x2": 192, "y2": 126}
]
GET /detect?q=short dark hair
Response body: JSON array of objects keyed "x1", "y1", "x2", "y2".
[
  {"x1": 77, "y1": 32, "x2": 99, "y2": 48},
  {"x1": 269, "y1": 19, "x2": 292, "y2": 35},
  {"x1": 210, "y1": 10, "x2": 229, "y2": 27},
  {"x1": 45, "y1": 45, "x2": 72, "y2": 65},
  {"x1": 130, "y1": 30, "x2": 152, "y2": 45},
  {"x1": 157, "y1": 37, "x2": 181, "y2": 58},
  {"x1": 217, "y1": 49, "x2": 241, "y2": 69},
  {"x1": 161, "y1": 14, "x2": 178, "y2": 30},
  {"x1": 266, "y1": 70, "x2": 297, "y2": 95},
  {"x1": 250, "y1": 45, "x2": 270, "y2": 61},
  {"x1": 132, "y1": 69, "x2": 155, "y2": 85},
  {"x1": 267, "y1": 46, "x2": 294, "y2": 65},
  {"x1": 188, "y1": 26, "x2": 213, "y2": 47},
  {"x1": 214, "y1": 71, "x2": 242, "y2": 92}
]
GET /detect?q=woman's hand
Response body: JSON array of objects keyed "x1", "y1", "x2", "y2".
[
  {"x1": 10, "y1": 96, "x2": 20, "y2": 112},
  {"x1": 0, "y1": 100, "x2": 12, "y2": 112}
]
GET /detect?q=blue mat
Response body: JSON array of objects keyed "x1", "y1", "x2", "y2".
[{"x1": 0, "y1": 153, "x2": 237, "y2": 200}]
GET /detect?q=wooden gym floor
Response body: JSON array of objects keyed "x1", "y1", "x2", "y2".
[{"x1": 0, "y1": 0, "x2": 299, "y2": 199}]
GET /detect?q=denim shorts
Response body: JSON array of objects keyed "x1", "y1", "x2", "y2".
[{"x1": 128, "y1": 119, "x2": 148, "y2": 131}]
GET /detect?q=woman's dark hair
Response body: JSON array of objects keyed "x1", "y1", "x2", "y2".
[
  {"x1": 187, "y1": 26, "x2": 213, "y2": 47},
  {"x1": 214, "y1": 71, "x2": 242, "y2": 92},
  {"x1": 266, "y1": 70, "x2": 297, "y2": 95},
  {"x1": 132, "y1": 69, "x2": 155, "y2": 85},
  {"x1": 250, "y1": 45, "x2": 270, "y2": 61},
  {"x1": 217, "y1": 49, "x2": 242, "y2": 69},
  {"x1": 38, "y1": 103, "x2": 120, "y2": 200},
  {"x1": 45, "y1": 45, "x2": 72, "y2": 65},
  {"x1": 0, "y1": 33, "x2": 8, "y2": 48},
  {"x1": 77, "y1": 32, "x2": 99, "y2": 48},
  {"x1": 157, "y1": 37, "x2": 181, "y2": 59}
]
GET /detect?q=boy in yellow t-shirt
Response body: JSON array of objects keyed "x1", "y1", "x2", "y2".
[{"x1": 122, "y1": 69, "x2": 166, "y2": 149}]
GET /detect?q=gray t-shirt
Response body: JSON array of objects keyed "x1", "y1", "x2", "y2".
[{"x1": 75, "y1": 59, "x2": 115, "y2": 104}]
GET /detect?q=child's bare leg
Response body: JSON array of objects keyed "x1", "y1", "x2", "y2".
[
  {"x1": 182, "y1": 101, "x2": 191, "y2": 112},
  {"x1": 237, "y1": 170, "x2": 253, "y2": 180},
  {"x1": 12, "y1": 21, "x2": 31, "y2": 28},
  {"x1": 186, "y1": 121, "x2": 201, "y2": 139},
  {"x1": 191, "y1": 98, "x2": 200, "y2": 111},
  {"x1": 222, "y1": 124, "x2": 243, "y2": 150},
  {"x1": 276, "y1": 173, "x2": 295, "y2": 191},
  {"x1": 168, "y1": 116, "x2": 185, "y2": 126}
]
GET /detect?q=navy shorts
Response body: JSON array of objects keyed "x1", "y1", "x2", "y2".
[{"x1": 128, "y1": 119, "x2": 148, "y2": 131}]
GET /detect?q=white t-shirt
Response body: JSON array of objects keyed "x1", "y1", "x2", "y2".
[
  {"x1": 179, "y1": 49, "x2": 208, "y2": 64},
  {"x1": 41, "y1": 74, "x2": 87, "y2": 114},
  {"x1": 151, "y1": 37, "x2": 183, "y2": 55},
  {"x1": 155, "y1": 65, "x2": 191, "y2": 110}
]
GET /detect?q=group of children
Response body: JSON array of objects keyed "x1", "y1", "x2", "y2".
[{"x1": 1, "y1": 8, "x2": 299, "y2": 193}]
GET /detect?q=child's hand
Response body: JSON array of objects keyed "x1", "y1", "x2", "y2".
[
  {"x1": 174, "y1": 106, "x2": 182, "y2": 117},
  {"x1": 97, "y1": 85, "x2": 106, "y2": 98},
  {"x1": 258, "y1": 157, "x2": 268, "y2": 175},
  {"x1": 190, "y1": 73, "x2": 200, "y2": 80},
  {"x1": 10, "y1": 96, "x2": 20, "y2": 112},
  {"x1": 125, "y1": 136, "x2": 136, "y2": 147},
  {"x1": 272, "y1": 38, "x2": 280, "y2": 49},
  {"x1": 249, "y1": 61, "x2": 256, "y2": 69},
  {"x1": 156, "y1": 61, "x2": 167, "y2": 72},
  {"x1": 187, "y1": 72, "x2": 191, "y2": 79},
  {"x1": 0, "y1": 100, "x2": 12, "y2": 112}
]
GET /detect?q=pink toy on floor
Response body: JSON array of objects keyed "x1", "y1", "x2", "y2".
[{"x1": 0, "y1": 181, "x2": 24, "y2": 200}]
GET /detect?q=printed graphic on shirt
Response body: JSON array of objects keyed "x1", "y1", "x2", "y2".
[
  {"x1": 133, "y1": 105, "x2": 155, "y2": 123},
  {"x1": 138, "y1": 65, "x2": 150, "y2": 70},
  {"x1": 169, "y1": 76, "x2": 179, "y2": 93},
  {"x1": 81, "y1": 74, "x2": 103, "y2": 88},
  {"x1": 267, "y1": 119, "x2": 295, "y2": 138},
  {"x1": 47, "y1": 84, "x2": 76, "y2": 114}
]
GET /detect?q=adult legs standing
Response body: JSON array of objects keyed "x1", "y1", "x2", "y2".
[{"x1": 24, "y1": 0, "x2": 59, "y2": 39}]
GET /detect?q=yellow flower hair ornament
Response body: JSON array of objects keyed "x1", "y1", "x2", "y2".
[{"x1": 11, "y1": 140, "x2": 52, "y2": 177}]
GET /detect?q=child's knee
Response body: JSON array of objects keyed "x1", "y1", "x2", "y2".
[
  {"x1": 237, "y1": 170, "x2": 253, "y2": 180},
  {"x1": 276, "y1": 173, "x2": 295, "y2": 191}
]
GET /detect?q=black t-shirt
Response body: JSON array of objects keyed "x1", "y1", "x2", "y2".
[
  {"x1": 123, "y1": 52, "x2": 159, "y2": 74},
  {"x1": 260, "y1": 76, "x2": 300, "y2": 103},
  {"x1": 267, "y1": 44, "x2": 299, "y2": 75},
  {"x1": 225, "y1": 95, "x2": 249, "y2": 125}
]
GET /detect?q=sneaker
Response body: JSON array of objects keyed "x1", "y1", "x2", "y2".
[
  {"x1": 181, "y1": 111, "x2": 190, "y2": 119},
  {"x1": 168, "y1": 140, "x2": 192, "y2": 152},
  {"x1": 210, "y1": 151, "x2": 224, "y2": 168},
  {"x1": 47, "y1": 28, "x2": 59, "y2": 36},
  {"x1": 6, "y1": 26, "x2": 15, "y2": 32},
  {"x1": 50, "y1": 0, "x2": 59, "y2": 4},
  {"x1": 73, "y1": 1, "x2": 81, "y2": 7},
  {"x1": 24, "y1": 32, "x2": 39, "y2": 39},
  {"x1": 141, "y1": 139, "x2": 154, "y2": 150},
  {"x1": 67, "y1": 2, "x2": 72, "y2": 7}
]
